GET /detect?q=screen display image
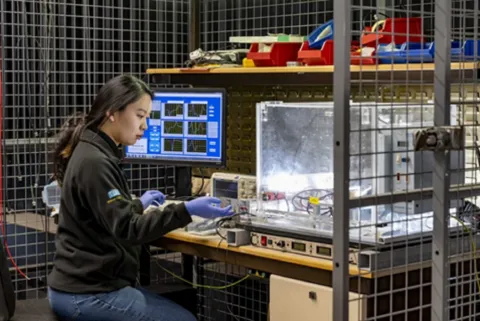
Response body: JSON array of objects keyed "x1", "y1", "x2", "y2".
[
  {"x1": 291, "y1": 241, "x2": 306, "y2": 252},
  {"x1": 124, "y1": 89, "x2": 226, "y2": 167}
]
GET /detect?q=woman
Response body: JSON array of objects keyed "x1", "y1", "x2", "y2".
[{"x1": 47, "y1": 74, "x2": 232, "y2": 321}]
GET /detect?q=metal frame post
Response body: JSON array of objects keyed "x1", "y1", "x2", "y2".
[
  {"x1": 188, "y1": 0, "x2": 200, "y2": 53},
  {"x1": 432, "y1": 0, "x2": 452, "y2": 320},
  {"x1": 218, "y1": 0, "x2": 227, "y2": 46},
  {"x1": 332, "y1": 0, "x2": 351, "y2": 320}
]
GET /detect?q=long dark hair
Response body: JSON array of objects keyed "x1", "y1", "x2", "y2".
[{"x1": 53, "y1": 74, "x2": 153, "y2": 185}]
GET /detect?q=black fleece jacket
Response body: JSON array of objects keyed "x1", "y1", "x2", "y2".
[{"x1": 48, "y1": 129, "x2": 192, "y2": 293}]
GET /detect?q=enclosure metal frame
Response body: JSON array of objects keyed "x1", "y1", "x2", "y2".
[
  {"x1": 332, "y1": 0, "x2": 351, "y2": 320},
  {"x1": 181, "y1": 0, "x2": 478, "y2": 319},
  {"x1": 331, "y1": 0, "x2": 462, "y2": 319},
  {"x1": 431, "y1": 0, "x2": 452, "y2": 320}
]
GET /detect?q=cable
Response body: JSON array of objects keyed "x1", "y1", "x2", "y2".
[
  {"x1": 0, "y1": 1, "x2": 35, "y2": 281},
  {"x1": 144, "y1": 245, "x2": 250, "y2": 290},
  {"x1": 215, "y1": 212, "x2": 255, "y2": 240},
  {"x1": 448, "y1": 215, "x2": 480, "y2": 293},
  {"x1": 0, "y1": 212, "x2": 30, "y2": 280},
  {"x1": 291, "y1": 188, "x2": 333, "y2": 214}
]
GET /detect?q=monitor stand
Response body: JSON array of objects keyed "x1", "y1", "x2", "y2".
[
  {"x1": 139, "y1": 166, "x2": 192, "y2": 286},
  {"x1": 174, "y1": 167, "x2": 193, "y2": 198}
]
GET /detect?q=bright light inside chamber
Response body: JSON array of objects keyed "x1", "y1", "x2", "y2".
[{"x1": 263, "y1": 172, "x2": 335, "y2": 195}]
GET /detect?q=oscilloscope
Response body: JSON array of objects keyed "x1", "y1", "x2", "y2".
[
  {"x1": 122, "y1": 88, "x2": 227, "y2": 167},
  {"x1": 210, "y1": 172, "x2": 257, "y2": 213}
]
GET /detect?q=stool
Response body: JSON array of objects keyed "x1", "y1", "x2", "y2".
[
  {"x1": 145, "y1": 283, "x2": 197, "y2": 317},
  {"x1": 8, "y1": 286, "x2": 195, "y2": 320},
  {"x1": 11, "y1": 299, "x2": 60, "y2": 321}
]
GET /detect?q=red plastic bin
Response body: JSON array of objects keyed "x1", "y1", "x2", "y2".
[
  {"x1": 350, "y1": 55, "x2": 377, "y2": 65},
  {"x1": 350, "y1": 44, "x2": 377, "y2": 65},
  {"x1": 247, "y1": 42, "x2": 302, "y2": 67},
  {"x1": 361, "y1": 17, "x2": 424, "y2": 47},
  {"x1": 297, "y1": 40, "x2": 334, "y2": 66},
  {"x1": 298, "y1": 40, "x2": 373, "y2": 66}
]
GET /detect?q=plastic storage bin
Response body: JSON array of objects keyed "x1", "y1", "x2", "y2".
[
  {"x1": 247, "y1": 42, "x2": 302, "y2": 67},
  {"x1": 299, "y1": 40, "x2": 370, "y2": 66},
  {"x1": 298, "y1": 40, "x2": 334, "y2": 66},
  {"x1": 42, "y1": 181, "x2": 61, "y2": 215},
  {"x1": 362, "y1": 17, "x2": 424, "y2": 47},
  {"x1": 451, "y1": 40, "x2": 480, "y2": 61},
  {"x1": 377, "y1": 42, "x2": 435, "y2": 64},
  {"x1": 307, "y1": 20, "x2": 334, "y2": 49},
  {"x1": 350, "y1": 42, "x2": 377, "y2": 65}
]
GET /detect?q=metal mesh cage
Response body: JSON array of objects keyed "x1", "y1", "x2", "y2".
[
  {"x1": 0, "y1": 0, "x2": 189, "y2": 300},
  {"x1": 2, "y1": 0, "x2": 480, "y2": 320}
]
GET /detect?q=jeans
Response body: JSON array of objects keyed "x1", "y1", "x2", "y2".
[{"x1": 47, "y1": 286, "x2": 197, "y2": 321}]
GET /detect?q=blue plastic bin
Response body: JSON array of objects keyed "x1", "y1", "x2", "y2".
[
  {"x1": 308, "y1": 20, "x2": 334, "y2": 50},
  {"x1": 377, "y1": 42, "x2": 435, "y2": 64},
  {"x1": 451, "y1": 40, "x2": 480, "y2": 61}
]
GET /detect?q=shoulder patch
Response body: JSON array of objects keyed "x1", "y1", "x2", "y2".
[{"x1": 108, "y1": 189, "x2": 121, "y2": 199}]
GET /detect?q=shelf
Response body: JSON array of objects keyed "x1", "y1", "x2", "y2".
[
  {"x1": 147, "y1": 62, "x2": 480, "y2": 86},
  {"x1": 1, "y1": 137, "x2": 58, "y2": 153},
  {"x1": 3, "y1": 137, "x2": 58, "y2": 146}
]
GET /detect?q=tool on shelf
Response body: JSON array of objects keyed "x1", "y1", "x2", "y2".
[{"x1": 230, "y1": 34, "x2": 305, "y2": 67}]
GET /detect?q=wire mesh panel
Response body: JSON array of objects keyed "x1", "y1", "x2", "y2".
[
  {"x1": 194, "y1": 261, "x2": 268, "y2": 321},
  {"x1": 200, "y1": 0, "x2": 334, "y2": 51},
  {"x1": 444, "y1": 1, "x2": 480, "y2": 320},
  {"x1": 0, "y1": 0, "x2": 189, "y2": 300},
  {"x1": 341, "y1": 0, "x2": 480, "y2": 321},
  {"x1": 196, "y1": 0, "x2": 480, "y2": 320},
  {"x1": 1, "y1": 0, "x2": 477, "y2": 320}
]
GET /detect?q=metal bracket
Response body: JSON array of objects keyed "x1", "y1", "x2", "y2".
[
  {"x1": 259, "y1": 101, "x2": 283, "y2": 122},
  {"x1": 414, "y1": 126, "x2": 465, "y2": 152}
]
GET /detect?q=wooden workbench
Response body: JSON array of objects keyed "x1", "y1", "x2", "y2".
[
  {"x1": 156, "y1": 229, "x2": 373, "y2": 279},
  {"x1": 9, "y1": 212, "x2": 478, "y2": 320},
  {"x1": 154, "y1": 228, "x2": 480, "y2": 321}
]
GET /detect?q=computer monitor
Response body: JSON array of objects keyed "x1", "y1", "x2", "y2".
[{"x1": 123, "y1": 87, "x2": 227, "y2": 167}]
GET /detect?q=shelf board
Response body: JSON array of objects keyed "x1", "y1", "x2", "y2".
[
  {"x1": 147, "y1": 62, "x2": 480, "y2": 86},
  {"x1": 3, "y1": 137, "x2": 58, "y2": 146}
]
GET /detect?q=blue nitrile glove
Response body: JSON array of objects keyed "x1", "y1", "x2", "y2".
[
  {"x1": 185, "y1": 197, "x2": 234, "y2": 219},
  {"x1": 140, "y1": 190, "x2": 166, "y2": 208}
]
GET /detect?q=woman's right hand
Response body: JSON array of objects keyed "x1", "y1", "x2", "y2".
[
  {"x1": 185, "y1": 196, "x2": 234, "y2": 219},
  {"x1": 140, "y1": 190, "x2": 166, "y2": 208}
]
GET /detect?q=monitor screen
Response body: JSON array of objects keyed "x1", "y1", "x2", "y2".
[{"x1": 123, "y1": 88, "x2": 226, "y2": 167}]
